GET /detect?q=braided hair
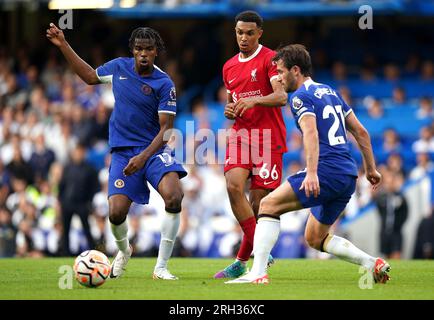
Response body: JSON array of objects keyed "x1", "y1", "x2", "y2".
[{"x1": 128, "y1": 27, "x2": 165, "y2": 53}]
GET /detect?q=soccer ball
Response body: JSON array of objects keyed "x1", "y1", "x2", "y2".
[{"x1": 73, "y1": 250, "x2": 111, "y2": 288}]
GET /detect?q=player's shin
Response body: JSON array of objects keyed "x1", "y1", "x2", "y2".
[
  {"x1": 250, "y1": 214, "x2": 281, "y2": 277},
  {"x1": 155, "y1": 209, "x2": 180, "y2": 270},
  {"x1": 322, "y1": 234, "x2": 376, "y2": 270},
  {"x1": 110, "y1": 219, "x2": 130, "y2": 254}
]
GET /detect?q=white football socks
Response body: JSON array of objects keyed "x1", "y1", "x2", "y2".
[
  {"x1": 110, "y1": 219, "x2": 130, "y2": 254},
  {"x1": 324, "y1": 235, "x2": 376, "y2": 270},
  {"x1": 250, "y1": 217, "x2": 281, "y2": 277},
  {"x1": 154, "y1": 211, "x2": 180, "y2": 271}
]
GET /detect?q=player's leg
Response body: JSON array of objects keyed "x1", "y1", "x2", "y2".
[
  {"x1": 249, "y1": 189, "x2": 275, "y2": 268},
  {"x1": 108, "y1": 194, "x2": 133, "y2": 278},
  {"x1": 226, "y1": 181, "x2": 303, "y2": 283},
  {"x1": 153, "y1": 171, "x2": 184, "y2": 280},
  {"x1": 305, "y1": 212, "x2": 390, "y2": 283},
  {"x1": 214, "y1": 167, "x2": 253, "y2": 278},
  {"x1": 305, "y1": 174, "x2": 390, "y2": 284},
  {"x1": 107, "y1": 148, "x2": 144, "y2": 278},
  {"x1": 144, "y1": 149, "x2": 187, "y2": 280}
]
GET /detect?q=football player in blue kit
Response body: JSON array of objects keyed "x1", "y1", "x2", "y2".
[
  {"x1": 227, "y1": 44, "x2": 391, "y2": 284},
  {"x1": 47, "y1": 24, "x2": 186, "y2": 280}
]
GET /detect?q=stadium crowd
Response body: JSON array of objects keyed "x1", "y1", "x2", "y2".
[{"x1": 0, "y1": 37, "x2": 433, "y2": 260}]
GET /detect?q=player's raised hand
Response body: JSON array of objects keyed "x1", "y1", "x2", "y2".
[
  {"x1": 123, "y1": 154, "x2": 146, "y2": 176},
  {"x1": 234, "y1": 98, "x2": 257, "y2": 117},
  {"x1": 46, "y1": 23, "x2": 66, "y2": 47},
  {"x1": 224, "y1": 102, "x2": 236, "y2": 119},
  {"x1": 300, "y1": 172, "x2": 320, "y2": 198},
  {"x1": 366, "y1": 169, "x2": 382, "y2": 191}
]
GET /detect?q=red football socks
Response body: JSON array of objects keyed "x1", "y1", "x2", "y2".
[{"x1": 236, "y1": 216, "x2": 257, "y2": 262}]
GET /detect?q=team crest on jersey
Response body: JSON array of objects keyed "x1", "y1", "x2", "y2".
[
  {"x1": 169, "y1": 87, "x2": 176, "y2": 100},
  {"x1": 292, "y1": 96, "x2": 303, "y2": 110},
  {"x1": 142, "y1": 84, "x2": 153, "y2": 95},
  {"x1": 251, "y1": 68, "x2": 257, "y2": 82},
  {"x1": 114, "y1": 179, "x2": 125, "y2": 188}
]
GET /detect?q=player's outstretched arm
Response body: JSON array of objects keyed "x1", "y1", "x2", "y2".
[
  {"x1": 299, "y1": 115, "x2": 320, "y2": 198},
  {"x1": 123, "y1": 113, "x2": 174, "y2": 176},
  {"x1": 234, "y1": 79, "x2": 287, "y2": 117},
  {"x1": 345, "y1": 112, "x2": 382, "y2": 190},
  {"x1": 46, "y1": 23, "x2": 100, "y2": 85}
]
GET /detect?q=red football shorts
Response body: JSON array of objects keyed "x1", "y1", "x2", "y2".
[{"x1": 224, "y1": 141, "x2": 283, "y2": 190}]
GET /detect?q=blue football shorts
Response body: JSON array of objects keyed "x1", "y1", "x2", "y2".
[
  {"x1": 108, "y1": 146, "x2": 187, "y2": 204},
  {"x1": 287, "y1": 166, "x2": 357, "y2": 225}
]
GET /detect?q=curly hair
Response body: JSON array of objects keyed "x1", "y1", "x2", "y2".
[{"x1": 128, "y1": 27, "x2": 165, "y2": 53}]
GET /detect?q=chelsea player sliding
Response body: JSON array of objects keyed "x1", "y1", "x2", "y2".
[
  {"x1": 228, "y1": 44, "x2": 391, "y2": 285},
  {"x1": 47, "y1": 24, "x2": 187, "y2": 280}
]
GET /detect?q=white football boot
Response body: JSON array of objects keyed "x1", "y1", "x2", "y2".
[
  {"x1": 225, "y1": 272, "x2": 269, "y2": 284},
  {"x1": 109, "y1": 245, "x2": 133, "y2": 279},
  {"x1": 153, "y1": 268, "x2": 179, "y2": 280}
]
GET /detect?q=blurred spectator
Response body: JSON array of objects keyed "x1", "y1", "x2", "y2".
[
  {"x1": 410, "y1": 152, "x2": 434, "y2": 179},
  {"x1": 412, "y1": 126, "x2": 434, "y2": 153},
  {"x1": 76, "y1": 83, "x2": 100, "y2": 111},
  {"x1": 29, "y1": 134, "x2": 56, "y2": 182},
  {"x1": 0, "y1": 106, "x2": 19, "y2": 145},
  {"x1": 338, "y1": 86, "x2": 353, "y2": 107},
  {"x1": 383, "y1": 63, "x2": 400, "y2": 82},
  {"x1": 413, "y1": 209, "x2": 434, "y2": 259},
  {"x1": 388, "y1": 86, "x2": 407, "y2": 107},
  {"x1": 416, "y1": 97, "x2": 433, "y2": 119},
  {"x1": 1, "y1": 133, "x2": 32, "y2": 164},
  {"x1": 0, "y1": 161, "x2": 10, "y2": 206},
  {"x1": 386, "y1": 153, "x2": 406, "y2": 177},
  {"x1": 92, "y1": 159, "x2": 109, "y2": 252},
  {"x1": 19, "y1": 110, "x2": 44, "y2": 141},
  {"x1": 6, "y1": 142, "x2": 34, "y2": 185},
  {"x1": 0, "y1": 206, "x2": 16, "y2": 257},
  {"x1": 71, "y1": 105, "x2": 94, "y2": 146},
  {"x1": 373, "y1": 170, "x2": 408, "y2": 259},
  {"x1": 381, "y1": 128, "x2": 402, "y2": 156},
  {"x1": 45, "y1": 119, "x2": 77, "y2": 164},
  {"x1": 360, "y1": 66, "x2": 377, "y2": 82},
  {"x1": 191, "y1": 98, "x2": 210, "y2": 130},
  {"x1": 409, "y1": 153, "x2": 433, "y2": 220},
  {"x1": 287, "y1": 129, "x2": 303, "y2": 152},
  {"x1": 404, "y1": 53, "x2": 420, "y2": 77},
  {"x1": 420, "y1": 60, "x2": 434, "y2": 81},
  {"x1": 3, "y1": 73, "x2": 28, "y2": 110},
  {"x1": 367, "y1": 98, "x2": 385, "y2": 119},
  {"x1": 347, "y1": 168, "x2": 373, "y2": 218},
  {"x1": 89, "y1": 101, "x2": 110, "y2": 145},
  {"x1": 58, "y1": 144, "x2": 98, "y2": 255},
  {"x1": 331, "y1": 61, "x2": 347, "y2": 82},
  {"x1": 15, "y1": 201, "x2": 43, "y2": 258}
]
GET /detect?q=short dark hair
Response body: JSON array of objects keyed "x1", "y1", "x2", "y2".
[
  {"x1": 272, "y1": 44, "x2": 313, "y2": 77},
  {"x1": 235, "y1": 10, "x2": 263, "y2": 28},
  {"x1": 129, "y1": 27, "x2": 165, "y2": 53}
]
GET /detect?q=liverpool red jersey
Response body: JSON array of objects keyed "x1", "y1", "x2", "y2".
[{"x1": 223, "y1": 45, "x2": 287, "y2": 153}]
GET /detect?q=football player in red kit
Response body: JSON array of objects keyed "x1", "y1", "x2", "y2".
[{"x1": 214, "y1": 11, "x2": 288, "y2": 279}]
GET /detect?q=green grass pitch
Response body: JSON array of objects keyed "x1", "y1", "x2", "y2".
[{"x1": 0, "y1": 258, "x2": 433, "y2": 300}]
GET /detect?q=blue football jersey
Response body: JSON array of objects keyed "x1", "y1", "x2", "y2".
[
  {"x1": 289, "y1": 79, "x2": 358, "y2": 177},
  {"x1": 96, "y1": 57, "x2": 177, "y2": 148}
]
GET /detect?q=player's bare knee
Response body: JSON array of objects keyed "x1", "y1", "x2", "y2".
[
  {"x1": 163, "y1": 190, "x2": 183, "y2": 210},
  {"x1": 226, "y1": 181, "x2": 244, "y2": 199},
  {"x1": 109, "y1": 207, "x2": 128, "y2": 225},
  {"x1": 305, "y1": 231, "x2": 321, "y2": 250},
  {"x1": 259, "y1": 195, "x2": 277, "y2": 215}
]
